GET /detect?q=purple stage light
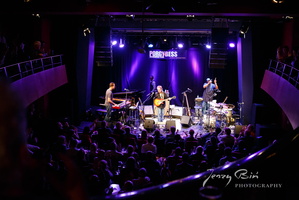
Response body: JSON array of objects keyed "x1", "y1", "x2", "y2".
[
  {"x1": 112, "y1": 40, "x2": 118, "y2": 45},
  {"x1": 148, "y1": 43, "x2": 154, "y2": 48},
  {"x1": 205, "y1": 44, "x2": 211, "y2": 49},
  {"x1": 178, "y1": 43, "x2": 184, "y2": 48},
  {"x1": 119, "y1": 39, "x2": 125, "y2": 48},
  {"x1": 229, "y1": 42, "x2": 235, "y2": 48}
]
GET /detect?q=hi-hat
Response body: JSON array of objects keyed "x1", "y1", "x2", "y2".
[{"x1": 195, "y1": 97, "x2": 203, "y2": 102}]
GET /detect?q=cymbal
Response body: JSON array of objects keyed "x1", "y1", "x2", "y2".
[
  {"x1": 226, "y1": 104, "x2": 235, "y2": 109},
  {"x1": 195, "y1": 97, "x2": 203, "y2": 102}
]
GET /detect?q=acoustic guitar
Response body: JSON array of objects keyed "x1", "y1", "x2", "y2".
[{"x1": 154, "y1": 96, "x2": 176, "y2": 107}]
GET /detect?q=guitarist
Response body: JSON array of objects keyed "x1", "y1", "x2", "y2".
[{"x1": 154, "y1": 85, "x2": 169, "y2": 122}]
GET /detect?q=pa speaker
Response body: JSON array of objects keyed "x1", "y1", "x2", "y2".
[
  {"x1": 165, "y1": 120, "x2": 176, "y2": 130},
  {"x1": 180, "y1": 115, "x2": 192, "y2": 127},
  {"x1": 144, "y1": 119, "x2": 155, "y2": 129}
]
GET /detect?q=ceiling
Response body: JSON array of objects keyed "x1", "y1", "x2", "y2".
[
  {"x1": 0, "y1": 0, "x2": 296, "y2": 36},
  {"x1": 1, "y1": 0, "x2": 297, "y2": 16}
]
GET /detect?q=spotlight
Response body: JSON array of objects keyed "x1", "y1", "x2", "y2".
[
  {"x1": 239, "y1": 24, "x2": 249, "y2": 35},
  {"x1": 228, "y1": 42, "x2": 235, "y2": 48},
  {"x1": 239, "y1": 23, "x2": 249, "y2": 38},
  {"x1": 186, "y1": 15, "x2": 195, "y2": 21},
  {"x1": 111, "y1": 40, "x2": 118, "y2": 46},
  {"x1": 32, "y1": 13, "x2": 40, "y2": 18},
  {"x1": 83, "y1": 28, "x2": 91, "y2": 36},
  {"x1": 119, "y1": 39, "x2": 125, "y2": 48},
  {"x1": 178, "y1": 43, "x2": 184, "y2": 48},
  {"x1": 148, "y1": 43, "x2": 154, "y2": 48},
  {"x1": 205, "y1": 44, "x2": 211, "y2": 49},
  {"x1": 272, "y1": 0, "x2": 284, "y2": 3},
  {"x1": 126, "y1": 14, "x2": 135, "y2": 20}
]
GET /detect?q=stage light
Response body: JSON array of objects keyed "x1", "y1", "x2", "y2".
[
  {"x1": 186, "y1": 15, "x2": 195, "y2": 21},
  {"x1": 119, "y1": 39, "x2": 125, "y2": 48},
  {"x1": 126, "y1": 14, "x2": 135, "y2": 20},
  {"x1": 32, "y1": 13, "x2": 40, "y2": 18},
  {"x1": 206, "y1": 44, "x2": 211, "y2": 49},
  {"x1": 178, "y1": 43, "x2": 184, "y2": 48},
  {"x1": 228, "y1": 42, "x2": 235, "y2": 48},
  {"x1": 272, "y1": 0, "x2": 284, "y2": 3},
  {"x1": 83, "y1": 28, "x2": 91, "y2": 36},
  {"x1": 239, "y1": 23, "x2": 249, "y2": 38},
  {"x1": 111, "y1": 40, "x2": 118, "y2": 46},
  {"x1": 148, "y1": 43, "x2": 154, "y2": 48}
]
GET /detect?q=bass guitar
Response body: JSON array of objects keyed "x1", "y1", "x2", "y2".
[{"x1": 154, "y1": 96, "x2": 176, "y2": 107}]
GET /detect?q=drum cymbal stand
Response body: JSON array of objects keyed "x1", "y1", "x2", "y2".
[{"x1": 237, "y1": 102, "x2": 244, "y2": 125}]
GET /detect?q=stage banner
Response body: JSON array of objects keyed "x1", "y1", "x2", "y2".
[{"x1": 149, "y1": 50, "x2": 187, "y2": 59}]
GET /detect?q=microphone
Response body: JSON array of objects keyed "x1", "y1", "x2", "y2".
[
  {"x1": 187, "y1": 88, "x2": 192, "y2": 92},
  {"x1": 124, "y1": 88, "x2": 130, "y2": 91}
]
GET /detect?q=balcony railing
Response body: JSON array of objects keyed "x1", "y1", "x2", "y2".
[
  {"x1": 268, "y1": 59, "x2": 299, "y2": 89},
  {"x1": 0, "y1": 55, "x2": 63, "y2": 82}
]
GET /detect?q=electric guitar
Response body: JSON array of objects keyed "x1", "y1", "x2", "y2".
[{"x1": 154, "y1": 96, "x2": 176, "y2": 107}]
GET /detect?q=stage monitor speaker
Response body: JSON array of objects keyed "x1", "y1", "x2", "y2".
[
  {"x1": 172, "y1": 106, "x2": 183, "y2": 117},
  {"x1": 165, "y1": 120, "x2": 176, "y2": 130},
  {"x1": 144, "y1": 105, "x2": 154, "y2": 115},
  {"x1": 180, "y1": 115, "x2": 192, "y2": 127},
  {"x1": 144, "y1": 119, "x2": 155, "y2": 130}
]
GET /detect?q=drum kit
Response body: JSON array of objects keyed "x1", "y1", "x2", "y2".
[
  {"x1": 207, "y1": 102, "x2": 235, "y2": 127},
  {"x1": 194, "y1": 97, "x2": 236, "y2": 128}
]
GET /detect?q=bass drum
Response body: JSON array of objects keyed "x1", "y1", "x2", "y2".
[
  {"x1": 225, "y1": 109, "x2": 233, "y2": 118},
  {"x1": 202, "y1": 115, "x2": 216, "y2": 127}
]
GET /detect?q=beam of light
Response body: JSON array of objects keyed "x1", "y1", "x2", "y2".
[
  {"x1": 189, "y1": 48, "x2": 200, "y2": 77},
  {"x1": 128, "y1": 51, "x2": 143, "y2": 80}
]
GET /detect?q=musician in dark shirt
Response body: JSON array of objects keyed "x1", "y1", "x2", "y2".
[
  {"x1": 149, "y1": 75, "x2": 156, "y2": 114},
  {"x1": 202, "y1": 78, "x2": 218, "y2": 114},
  {"x1": 104, "y1": 82, "x2": 117, "y2": 122},
  {"x1": 154, "y1": 85, "x2": 168, "y2": 122}
]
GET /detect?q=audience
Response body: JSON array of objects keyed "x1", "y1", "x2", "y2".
[
  {"x1": 0, "y1": 79, "x2": 275, "y2": 199},
  {"x1": 219, "y1": 147, "x2": 237, "y2": 166},
  {"x1": 141, "y1": 136, "x2": 157, "y2": 155},
  {"x1": 217, "y1": 127, "x2": 236, "y2": 148}
]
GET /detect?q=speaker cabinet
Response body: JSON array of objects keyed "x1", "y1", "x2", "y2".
[
  {"x1": 165, "y1": 120, "x2": 176, "y2": 130},
  {"x1": 144, "y1": 105, "x2": 154, "y2": 115},
  {"x1": 144, "y1": 119, "x2": 155, "y2": 130},
  {"x1": 180, "y1": 115, "x2": 192, "y2": 127}
]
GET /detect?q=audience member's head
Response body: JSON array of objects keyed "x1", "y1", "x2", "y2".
[
  {"x1": 223, "y1": 147, "x2": 232, "y2": 156},
  {"x1": 189, "y1": 129, "x2": 195, "y2": 137},
  {"x1": 140, "y1": 130, "x2": 148, "y2": 139},
  {"x1": 115, "y1": 121, "x2": 123, "y2": 129},
  {"x1": 147, "y1": 136, "x2": 154, "y2": 144},
  {"x1": 195, "y1": 145, "x2": 204, "y2": 155},
  {"x1": 170, "y1": 126, "x2": 176, "y2": 134},
  {"x1": 224, "y1": 127, "x2": 232, "y2": 136}
]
